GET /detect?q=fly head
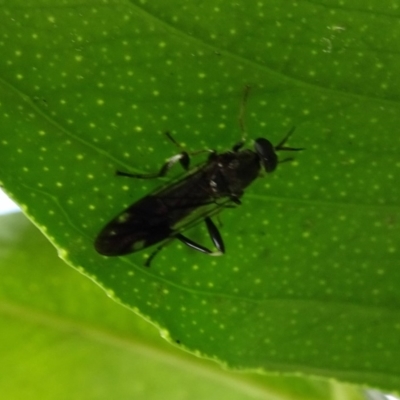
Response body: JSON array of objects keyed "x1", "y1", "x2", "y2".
[{"x1": 254, "y1": 138, "x2": 278, "y2": 173}]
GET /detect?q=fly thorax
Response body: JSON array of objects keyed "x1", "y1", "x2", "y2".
[
  {"x1": 208, "y1": 164, "x2": 232, "y2": 197},
  {"x1": 208, "y1": 152, "x2": 260, "y2": 198}
]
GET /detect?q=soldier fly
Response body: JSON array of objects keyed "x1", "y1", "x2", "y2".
[{"x1": 95, "y1": 88, "x2": 303, "y2": 266}]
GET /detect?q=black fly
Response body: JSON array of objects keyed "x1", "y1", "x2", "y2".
[{"x1": 95, "y1": 87, "x2": 303, "y2": 266}]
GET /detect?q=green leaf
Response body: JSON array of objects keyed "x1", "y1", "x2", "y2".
[
  {"x1": 0, "y1": 0, "x2": 399, "y2": 393},
  {"x1": 0, "y1": 212, "x2": 365, "y2": 400}
]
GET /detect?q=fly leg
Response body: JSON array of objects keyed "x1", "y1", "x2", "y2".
[
  {"x1": 232, "y1": 85, "x2": 251, "y2": 152},
  {"x1": 204, "y1": 217, "x2": 225, "y2": 254},
  {"x1": 117, "y1": 151, "x2": 190, "y2": 179},
  {"x1": 175, "y1": 217, "x2": 225, "y2": 256},
  {"x1": 144, "y1": 242, "x2": 169, "y2": 267},
  {"x1": 144, "y1": 218, "x2": 224, "y2": 267},
  {"x1": 117, "y1": 131, "x2": 213, "y2": 179}
]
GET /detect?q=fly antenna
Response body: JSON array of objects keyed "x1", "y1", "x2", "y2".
[{"x1": 275, "y1": 127, "x2": 305, "y2": 152}]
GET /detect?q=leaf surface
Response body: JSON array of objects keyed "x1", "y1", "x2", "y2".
[{"x1": 0, "y1": 0, "x2": 399, "y2": 392}]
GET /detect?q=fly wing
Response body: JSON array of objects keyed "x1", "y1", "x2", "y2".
[
  {"x1": 94, "y1": 196, "x2": 173, "y2": 256},
  {"x1": 170, "y1": 197, "x2": 233, "y2": 233},
  {"x1": 95, "y1": 159, "x2": 238, "y2": 257}
]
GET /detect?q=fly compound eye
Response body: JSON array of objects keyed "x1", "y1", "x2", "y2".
[{"x1": 254, "y1": 138, "x2": 277, "y2": 173}]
